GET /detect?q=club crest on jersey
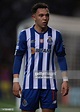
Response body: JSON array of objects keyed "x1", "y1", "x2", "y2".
[
  {"x1": 22, "y1": 99, "x2": 28, "y2": 107},
  {"x1": 31, "y1": 47, "x2": 35, "y2": 54},
  {"x1": 47, "y1": 37, "x2": 53, "y2": 45}
]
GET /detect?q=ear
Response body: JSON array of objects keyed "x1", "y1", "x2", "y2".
[{"x1": 32, "y1": 14, "x2": 36, "y2": 21}]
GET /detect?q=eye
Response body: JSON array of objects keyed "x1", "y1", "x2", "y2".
[
  {"x1": 39, "y1": 14, "x2": 44, "y2": 17},
  {"x1": 46, "y1": 14, "x2": 49, "y2": 17}
]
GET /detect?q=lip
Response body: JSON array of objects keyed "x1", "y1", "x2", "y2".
[
  {"x1": 42, "y1": 22, "x2": 47, "y2": 25},
  {"x1": 43, "y1": 21, "x2": 47, "y2": 23}
]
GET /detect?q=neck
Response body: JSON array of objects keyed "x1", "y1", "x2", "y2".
[{"x1": 34, "y1": 24, "x2": 48, "y2": 33}]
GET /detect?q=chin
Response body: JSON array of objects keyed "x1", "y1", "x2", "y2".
[{"x1": 42, "y1": 25, "x2": 47, "y2": 28}]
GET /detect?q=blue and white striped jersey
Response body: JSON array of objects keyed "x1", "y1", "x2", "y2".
[{"x1": 13, "y1": 25, "x2": 67, "y2": 90}]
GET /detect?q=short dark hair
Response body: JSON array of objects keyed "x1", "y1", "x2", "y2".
[{"x1": 31, "y1": 2, "x2": 49, "y2": 14}]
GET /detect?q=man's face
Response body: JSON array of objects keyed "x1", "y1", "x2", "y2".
[{"x1": 32, "y1": 8, "x2": 49, "y2": 29}]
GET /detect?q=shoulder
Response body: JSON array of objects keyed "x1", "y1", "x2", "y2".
[
  {"x1": 49, "y1": 26, "x2": 61, "y2": 34},
  {"x1": 48, "y1": 26, "x2": 62, "y2": 40},
  {"x1": 20, "y1": 25, "x2": 33, "y2": 33},
  {"x1": 21, "y1": 26, "x2": 34, "y2": 35},
  {"x1": 48, "y1": 27, "x2": 63, "y2": 43},
  {"x1": 18, "y1": 29, "x2": 27, "y2": 41},
  {"x1": 20, "y1": 27, "x2": 30, "y2": 34},
  {"x1": 19, "y1": 27, "x2": 32, "y2": 40},
  {"x1": 51, "y1": 27, "x2": 62, "y2": 39}
]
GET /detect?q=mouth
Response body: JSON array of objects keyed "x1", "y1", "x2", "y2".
[{"x1": 42, "y1": 22, "x2": 47, "y2": 25}]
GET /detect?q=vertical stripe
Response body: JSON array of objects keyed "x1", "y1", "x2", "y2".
[
  {"x1": 52, "y1": 90, "x2": 57, "y2": 101},
  {"x1": 29, "y1": 27, "x2": 35, "y2": 88},
  {"x1": 46, "y1": 28, "x2": 52, "y2": 89},
  {"x1": 23, "y1": 54, "x2": 27, "y2": 89},
  {"x1": 33, "y1": 32, "x2": 39, "y2": 89},
  {"x1": 49, "y1": 29, "x2": 57, "y2": 90},
  {"x1": 38, "y1": 34, "x2": 44, "y2": 88},
  {"x1": 49, "y1": 44, "x2": 55, "y2": 89},
  {"x1": 42, "y1": 32, "x2": 48, "y2": 89},
  {"x1": 52, "y1": 30, "x2": 57, "y2": 90},
  {"x1": 25, "y1": 28, "x2": 31, "y2": 89}
]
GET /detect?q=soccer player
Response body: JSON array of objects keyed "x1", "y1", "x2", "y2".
[{"x1": 13, "y1": 2, "x2": 69, "y2": 112}]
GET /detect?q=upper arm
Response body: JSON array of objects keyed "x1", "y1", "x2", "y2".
[
  {"x1": 13, "y1": 30, "x2": 27, "y2": 74},
  {"x1": 54, "y1": 31, "x2": 66, "y2": 57},
  {"x1": 15, "y1": 30, "x2": 27, "y2": 56}
]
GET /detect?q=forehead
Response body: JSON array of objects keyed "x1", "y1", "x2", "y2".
[{"x1": 36, "y1": 8, "x2": 49, "y2": 14}]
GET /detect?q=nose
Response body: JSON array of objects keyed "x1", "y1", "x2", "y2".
[{"x1": 43, "y1": 15, "x2": 47, "y2": 20}]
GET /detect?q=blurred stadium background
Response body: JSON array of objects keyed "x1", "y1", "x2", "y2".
[{"x1": 0, "y1": 0, "x2": 80, "y2": 112}]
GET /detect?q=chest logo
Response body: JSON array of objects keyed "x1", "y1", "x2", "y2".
[
  {"x1": 31, "y1": 47, "x2": 35, "y2": 54},
  {"x1": 47, "y1": 37, "x2": 53, "y2": 45}
]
